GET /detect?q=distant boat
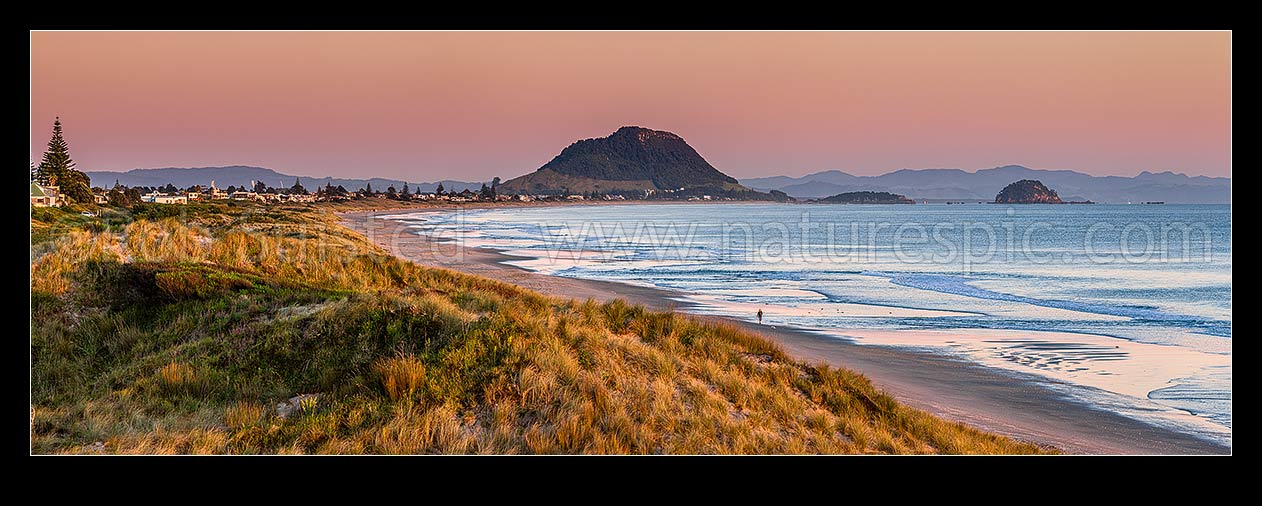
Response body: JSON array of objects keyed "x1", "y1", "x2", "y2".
[{"x1": 1142, "y1": 201, "x2": 1165, "y2": 205}]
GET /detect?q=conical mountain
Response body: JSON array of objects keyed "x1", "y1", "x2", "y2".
[{"x1": 500, "y1": 126, "x2": 765, "y2": 197}]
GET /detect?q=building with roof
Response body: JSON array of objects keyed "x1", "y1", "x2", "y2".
[{"x1": 31, "y1": 183, "x2": 61, "y2": 207}]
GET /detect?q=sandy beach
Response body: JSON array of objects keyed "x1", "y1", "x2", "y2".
[{"x1": 341, "y1": 206, "x2": 1229, "y2": 455}]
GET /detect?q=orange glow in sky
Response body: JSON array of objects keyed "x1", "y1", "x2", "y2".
[{"x1": 29, "y1": 31, "x2": 1231, "y2": 180}]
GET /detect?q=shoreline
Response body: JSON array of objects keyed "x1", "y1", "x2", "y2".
[{"x1": 340, "y1": 207, "x2": 1229, "y2": 455}]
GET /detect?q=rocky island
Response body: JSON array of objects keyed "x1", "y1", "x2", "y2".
[
  {"x1": 815, "y1": 191, "x2": 915, "y2": 204},
  {"x1": 994, "y1": 179, "x2": 1063, "y2": 204}
]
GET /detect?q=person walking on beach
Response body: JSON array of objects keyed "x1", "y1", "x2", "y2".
[{"x1": 757, "y1": 309, "x2": 763, "y2": 324}]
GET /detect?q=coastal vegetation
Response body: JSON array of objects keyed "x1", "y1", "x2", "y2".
[{"x1": 30, "y1": 201, "x2": 1049, "y2": 454}]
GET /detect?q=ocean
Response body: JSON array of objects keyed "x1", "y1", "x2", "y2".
[{"x1": 388, "y1": 203, "x2": 1232, "y2": 446}]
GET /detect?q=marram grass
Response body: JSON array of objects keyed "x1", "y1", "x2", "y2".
[{"x1": 29, "y1": 202, "x2": 1051, "y2": 454}]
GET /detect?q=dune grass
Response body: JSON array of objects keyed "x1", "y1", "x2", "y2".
[{"x1": 29, "y1": 201, "x2": 1051, "y2": 454}]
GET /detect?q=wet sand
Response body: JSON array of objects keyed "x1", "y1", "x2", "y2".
[{"x1": 341, "y1": 208, "x2": 1229, "y2": 455}]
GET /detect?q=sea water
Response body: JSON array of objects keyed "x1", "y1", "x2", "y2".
[{"x1": 387, "y1": 203, "x2": 1232, "y2": 446}]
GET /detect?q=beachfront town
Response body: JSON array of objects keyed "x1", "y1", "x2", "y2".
[
  {"x1": 30, "y1": 177, "x2": 641, "y2": 208},
  {"x1": 29, "y1": 178, "x2": 638, "y2": 209}
]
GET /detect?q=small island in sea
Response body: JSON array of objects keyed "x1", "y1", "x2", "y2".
[
  {"x1": 814, "y1": 191, "x2": 915, "y2": 204},
  {"x1": 994, "y1": 179, "x2": 1063, "y2": 204}
]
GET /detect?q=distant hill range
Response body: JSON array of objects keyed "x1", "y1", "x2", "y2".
[
  {"x1": 84, "y1": 165, "x2": 486, "y2": 193},
  {"x1": 742, "y1": 165, "x2": 1230, "y2": 204},
  {"x1": 499, "y1": 126, "x2": 784, "y2": 200}
]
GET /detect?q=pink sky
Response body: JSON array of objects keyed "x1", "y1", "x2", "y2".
[{"x1": 30, "y1": 31, "x2": 1231, "y2": 180}]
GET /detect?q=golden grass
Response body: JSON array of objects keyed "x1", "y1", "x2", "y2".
[
  {"x1": 125, "y1": 218, "x2": 209, "y2": 263},
  {"x1": 30, "y1": 202, "x2": 1053, "y2": 455},
  {"x1": 375, "y1": 355, "x2": 427, "y2": 402},
  {"x1": 158, "y1": 362, "x2": 197, "y2": 389},
  {"x1": 225, "y1": 401, "x2": 266, "y2": 431},
  {"x1": 31, "y1": 229, "x2": 123, "y2": 294}
]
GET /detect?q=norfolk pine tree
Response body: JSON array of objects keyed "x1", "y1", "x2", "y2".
[{"x1": 36, "y1": 117, "x2": 92, "y2": 203}]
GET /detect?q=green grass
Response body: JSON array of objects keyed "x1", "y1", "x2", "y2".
[{"x1": 29, "y1": 201, "x2": 1052, "y2": 454}]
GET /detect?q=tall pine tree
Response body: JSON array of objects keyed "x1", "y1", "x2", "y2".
[
  {"x1": 36, "y1": 117, "x2": 92, "y2": 203},
  {"x1": 37, "y1": 117, "x2": 74, "y2": 185}
]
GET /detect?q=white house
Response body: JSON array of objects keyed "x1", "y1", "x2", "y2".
[
  {"x1": 142, "y1": 191, "x2": 188, "y2": 204},
  {"x1": 31, "y1": 183, "x2": 61, "y2": 207}
]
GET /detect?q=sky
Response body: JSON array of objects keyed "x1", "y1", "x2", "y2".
[{"x1": 30, "y1": 31, "x2": 1231, "y2": 181}]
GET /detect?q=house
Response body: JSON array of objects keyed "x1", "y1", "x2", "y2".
[
  {"x1": 207, "y1": 181, "x2": 230, "y2": 199},
  {"x1": 31, "y1": 183, "x2": 61, "y2": 207},
  {"x1": 230, "y1": 191, "x2": 257, "y2": 201},
  {"x1": 142, "y1": 191, "x2": 188, "y2": 204},
  {"x1": 282, "y1": 193, "x2": 316, "y2": 203},
  {"x1": 94, "y1": 192, "x2": 108, "y2": 205}
]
